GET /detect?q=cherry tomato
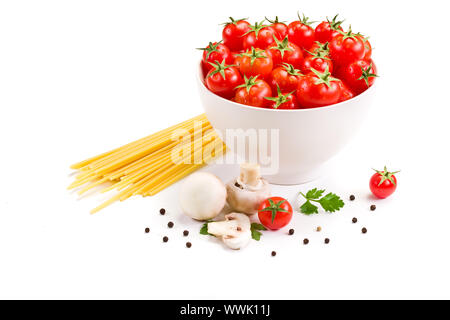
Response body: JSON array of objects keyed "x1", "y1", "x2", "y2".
[
  {"x1": 266, "y1": 37, "x2": 304, "y2": 69},
  {"x1": 234, "y1": 76, "x2": 272, "y2": 108},
  {"x1": 222, "y1": 17, "x2": 251, "y2": 52},
  {"x1": 205, "y1": 60, "x2": 244, "y2": 99},
  {"x1": 265, "y1": 85, "x2": 299, "y2": 109},
  {"x1": 242, "y1": 21, "x2": 277, "y2": 50},
  {"x1": 287, "y1": 13, "x2": 316, "y2": 50},
  {"x1": 198, "y1": 41, "x2": 234, "y2": 75},
  {"x1": 265, "y1": 16, "x2": 288, "y2": 40},
  {"x1": 329, "y1": 28, "x2": 365, "y2": 66},
  {"x1": 300, "y1": 50, "x2": 333, "y2": 74},
  {"x1": 236, "y1": 47, "x2": 273, "y2": 79},
  {"x1": 297, "y1": 67, "x2": 342, "y2": 108},
  {"x1": 356, "y1": 33, "x2": 372, "y2": 61},
  {"x1": 341, "y1": 59, "x2": 378, "y2": 94},
  {"x1": 338, "y1": 81, "x2": 355, "y2": 102},
  {"x1": 314, "y1": 15, "x2": 344, "y2": 43},
  {"x1": 258, "y1": 197, "x2": 293, "y2": 230},
  {"x1": 369, "y1": 166, "x2": 400, "y2": 199},
  {"x1": 269, "y1": 63, "x2": 303, "y2": 93}
]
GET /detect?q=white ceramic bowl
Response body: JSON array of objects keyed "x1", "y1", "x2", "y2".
[{"x1": 197, "y1": 64, "x2": 376, "y2": 184}]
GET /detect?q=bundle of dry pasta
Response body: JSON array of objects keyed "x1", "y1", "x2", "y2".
[{"x1": 69, "y1": 114, "x2": 226, "y2": 214}]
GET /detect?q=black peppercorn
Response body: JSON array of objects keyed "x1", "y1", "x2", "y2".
[
  {"x1": 168, "y1": 221, "x2": 174, "y2": 228},
  {"x1": 303, "y1": 238, "x2": 309, "y2": 245},
  {"x1": 352, "y1": 217, "x2": 358, "y2": 223},
  {"x1": 370, "y1": 205, "x2": 376, "y2": 211},
  {"x1": 362, "y1": 227, "x2": 367, "y2": 234},
  {"x1": 160, "y1": 208, "x2": 166, "y2": 215},
  {"x1": 271, "y1": 251, "x2": 276, "y2": 257},
  {"x1": 183, "y1": 230, "x2": 189, "y2": 236},
  {"x1": 186, "y1": 242, "x2": 192, "y2": 248},
  {"x1": 324, "y1": 238, "x2": 330, "y2": 244},
  {"x1": 163, "y1": 236, "x2": 169, "y2": 242},
  {"x1": 349, "y1": 195, "x2": 355, "y2": 201},
  {"x1": 144, "y1": 227, "x2": 150, "y2": 233},
  {"x1": 288, "y1": 229, "x2": 295, "y2": 235}
]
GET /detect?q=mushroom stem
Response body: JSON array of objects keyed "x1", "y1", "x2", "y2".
[{"x1": 239, "y1": 163, "x2": 261, "y2": 188}]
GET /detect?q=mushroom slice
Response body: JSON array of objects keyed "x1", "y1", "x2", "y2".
[
  {"x1": 226, "y1": 163, "x2": 271, "y2": 215},
  {"x1": 207, "y1": 213, "x2": 251, "y2": 250}
]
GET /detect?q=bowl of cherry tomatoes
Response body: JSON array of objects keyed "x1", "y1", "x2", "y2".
[{"x1": 197, "y1": 14, "x2": 378, "y2": 184}]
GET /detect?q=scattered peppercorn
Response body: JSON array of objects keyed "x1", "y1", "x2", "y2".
[
  {"x1": 163, "y1": 236, "x2": 169, "y2": 242},
  {"x1": 362, "y1": 227, "x2": 367, "y2": 234},
  {"x1": 303, "y1": 238, "x2": 309, "y2": 245},
  {"x1": 324, "y1": 238, "x2": 330, "y2": 244},
  {"x1": 160, "y1": 208, "x2": 166, "y2": 215},
  {"x1": 288, "y1": 229, "x2": 295, "y2": 235},
  {"x1": 144, "y1": 227, "x2": 150, "y2": 233},
  {"x1": 183, "y1": 230, "x2": 189, "y2": 236},
  {"x1": 186, "y1": 242, "x2": 192, "y2": 248},
  {"x1": 352, "y1": 217, "x2": 358, "y2": 223},
  {"x1": 316, "y1": 226, "x2": 322, "y2": 232},
  {"x1": 370, "y1": 205, "x2": 376, "y2": 211},
  {"x1": 168, "y1": 221, "x2": 174, "y2": 228},
  {"x1": 271, "y1": 251, "x2": 277, "y2": 257},
  {"x1": 349, "y1": 195, "x2": 355, "y2": 201}
]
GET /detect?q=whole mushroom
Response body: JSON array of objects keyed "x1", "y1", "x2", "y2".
[
  {"x1": 179, "y1": 172, "x2": 227, "y2": 221},
  {"x1": 207, "y1": 213, "x2": 251, "y2": 250},
  {"x1": 226, "y1": 163, "x2": 271, "y2": 215}
]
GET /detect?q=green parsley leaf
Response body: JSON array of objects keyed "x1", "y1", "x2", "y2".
[
  {"x1": 318, "y1": 192, "x2": 345, "y2": 213},
  {"x1": 250, "y1": 223, "x2": 267, "y2": 241},
  {"x1": 299, "y1": 188, "x2": 345, "y2": 214},
  {"x1": 300, "y1": 200, "x2": 319, "y2": 215},
  {"x1": 306, "y1": 188, "x2": 325, "y2": 199}
]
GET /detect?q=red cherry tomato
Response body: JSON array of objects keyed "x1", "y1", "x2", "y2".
[
  {"x1": 297, "y1": 68, "x2": 342, "y2": 108},
  {"x1": 265, "y1": 16, "x2": 288, "y2": 40},
  {"x1": 243, "y1": 21, "x2": 277, "y2": 50},
  {"x1": 287, "y1": 13, "x2": 316, "y2": 50},
  {"x1": 356, "y1": 33, "x2": 372, "y2": 61},
  {"x1": 222, "y1": 17, "x2": 251, "y2": 52},
  {"x1": 269, "y1": 63, "x2": 303, "y2": 93},
  {"x1": 199, "y1": 41, "x2": 234, "y2": 75},
  {"x1": 258, "y1": 197, "x2": 293, "y2": 230},
  {"x1": 205, "y1": 60, "x2": 243, "y2": 99},
  {"x1": 329, "y1": 28, "x2": 365, "y2": 66},
  {"x1": 265, "y1": 85, "x2": 299, "y2": 109},
  {"x1": 369, "y1": 166, "x2": 400, "y2": 199},
  {"x1": 236, "y1": 47, "x2": 273, "y2": 79},
  {"x1": 338, "y1": 81, "x2": 355, "y2": 102},
  {"x1": 234, "y1": 76, "x2": 272, "y2": 108},
  {"x1": 341, "y1": 59, "x2": 378, "y2": 94},
  {"x1": 266, "y1": 37, "x2": 304, "y2": 69},
  {"x1": 314, "y1": 15, "x2": 344, "y2": 43},
  {"x1": 300, "y1": 50, "x2": 333, "y2": 74}
]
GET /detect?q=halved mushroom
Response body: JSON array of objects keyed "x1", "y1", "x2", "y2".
[
  {"x1": 226, "y1": 163, "x2": 271, "y2": 215},
  {"x1": 207, "y1": 213, "x2": 251, "y2": 250}
]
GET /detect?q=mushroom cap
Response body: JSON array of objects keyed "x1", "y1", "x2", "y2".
[
  {"x1": 226, "y1": 178, "x2": 271, "y2": 215},
  {"x1": 179, "y1": 172, "x2": 226, "y2": 221}
]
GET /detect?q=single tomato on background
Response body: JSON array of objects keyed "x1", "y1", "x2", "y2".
[
  {"x1": 329, "y1": 27, "x2": 365, "y2": 66},
  {"x1": 370, "y1": 166, "x2": 400, "y2": 199},
  {"x1": 300, "y1": 50, "x2": 333, "y2": 74},
  {"x1": 221, "y1": 17, "x2": 251, "y2": 52},
  {"x1": 258, "y1": 197, "x2": 293, "y2": 230},
  {"x1": 269, "y1": 63, "x2": 303, "y2": 92},
  {"x1": 205, "y1": 60, "x2": 243, "y2": 99},
  {"x1": 265, "y1": 85, "x2": 299, "y2": 109},
  {"x1": 236, "y1": 47, "x2": 273, "y2": 79},
  {"x1": 314, "y1": 14, "x2": 344, "y2": 43},
  {"x1": 297, "y1": 67, "x2": 342, "y2": 108},
  {"x1": 287, "y1": 13, "x2": 316, "y2": 50},
  {"x1": 234, "y1": 75, "x2": 272, "y2": 108},
  {"x1": 198, "y1": 41, "x2": 233, "y2": 74},
  {"x1": 266, "y1": 36, "x2": 304, "y2": 69},
  {"x1": 341, "y1": 59, "x2": 378, "y2": 94},
  {"x1": 265, "y1": 16, "x2": 288, "y2": 40},
  {"x1": 242, "y1": 21, "x2": 277, "y2": 50}
]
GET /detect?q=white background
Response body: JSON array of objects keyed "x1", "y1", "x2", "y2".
[{"x1": 1, "y1": 0, "x2": 449, "y2": 300}]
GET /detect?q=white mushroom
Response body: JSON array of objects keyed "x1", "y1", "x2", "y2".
[
  {"x1": 179, "y1": 172, "x2": 226, "y2": 221},
  {"x1": 207, "y1": 213, "x2": 251, "y2": 250},
  {"x1": 226, "y1": 163, "x2": 271, "y2": 215}
]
